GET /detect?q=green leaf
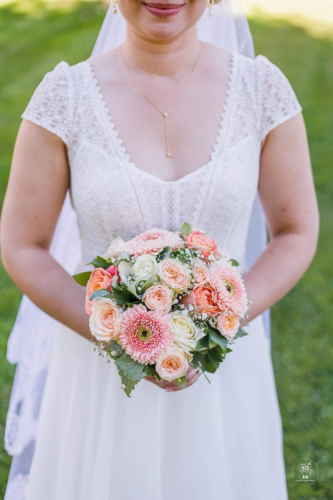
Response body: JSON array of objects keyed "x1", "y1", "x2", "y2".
[
  {"x1": 89, "y1": 289, "x2": 113, "y2": 300},
  {"x1": 86, "y1": 255, "x2": 110, "y2": 269},
  {"x1": 192, "y1": 345, "x2": 225, "y2": 374},
  {"x1": 107, "y1": 340, "x2": 124, "y2": 358},
  {"x1": 197, "y1": 335, "x2": 210, "y2": 349},
  {"x1": 144, "y1": 364, "x2": 161, "y2": 380},
  {"x1": 72, "y1": 271, "x2": 92, "y2": 286},
  {"x1": 204, "y1": 346, "x2": 225, "y2": 373},
  {"x1": 191, "y1": 352, "x2": 204, "y2": 371},
  {"x1": 127, "y1": 283, "x2": 140, "y2": 298},
  {"x1": 114, "y1": 354, "x2": 146, "y2": 397},
  {"x1": 175, "y1": 375, "x2": 187, "y2": 388},
  {"x1": 230, "y1": 259, "x2": 239, "y2": 267},
  {"x1": 180, "y1": 221, "x2": 192, "y2": 236},
  {"x1": 112, "y1": 286, "x2": 139, "y2": 305},
  {"x1": 233, "y1": 328, "x2": 248, "y2": 340},
  {"x1": 207, "y1": 326, "x2": 229, "y2": 351},
  {"x1": 140, "y1": 275, "x2": 159, "y2": 292},
  {"x1": 157, "y1": 246, "x2": 172, "y2": 261}
]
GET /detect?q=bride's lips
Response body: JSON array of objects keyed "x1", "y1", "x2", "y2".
[{"x1": 142, "y1": 2, "x2": 185, "y2": 17}]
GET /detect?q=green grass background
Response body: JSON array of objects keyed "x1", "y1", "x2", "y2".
[{"x1": 0, "y1": 1, "x2": 332, "y2": 498}]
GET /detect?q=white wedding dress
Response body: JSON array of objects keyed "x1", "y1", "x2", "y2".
[{"x1": 16, "y1": 51, "x2": 301, "y2": 499}]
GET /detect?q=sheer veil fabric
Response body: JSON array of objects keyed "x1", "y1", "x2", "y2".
[{"x1": 4, "y1": 0, "x2": 270, "y2": 497}]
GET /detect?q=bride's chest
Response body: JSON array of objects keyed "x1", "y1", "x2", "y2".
[{"x1": 68, "y1": 56, "x2": 262, "y2": 258}]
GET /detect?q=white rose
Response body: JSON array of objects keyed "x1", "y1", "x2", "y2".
[
  {"x1": 131, "y1": 254, "x2": 157, "y2": 284},
  {"x1": 89, "y1": 297, "x2": 121, "y2": 342},
  {"x1": 169, "y1": 311, "x2": 203, "y2": 355}
]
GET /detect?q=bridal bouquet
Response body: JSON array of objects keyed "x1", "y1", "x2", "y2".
[{"x1": 73, "y1": 223, "x2": 250, "y2": 396}]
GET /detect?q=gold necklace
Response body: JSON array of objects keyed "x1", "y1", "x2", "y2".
[{"x1": 118, "y1": 42, "x2": 202, "y2": 158}]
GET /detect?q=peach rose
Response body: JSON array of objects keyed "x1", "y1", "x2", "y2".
[
  {"x1": 89, "y1": 297, "x2": 121, "y2": 342},
  {"x1": 216, "y1": 312, "x2": 240, "y2": 341},
  {"x1": 85, "y1": 268, "x2": 113, "y2": 316},
  {"x1": 155, "y1": 347, "x2": 189, "y2": 382},
  {"x1": 184, "y1": 231, "x2": 217, "y2": 259},
  {"x1": 192, "y1": 258, "x2": 210, "y2": 284},
  {"x1": 142, "y1": 284, "x2": 173, "y2": 314},
  {"x1": 157, "y1": 258, "x2": 191, "y2": 294},
  {"x1": 181, "y1": 285, "x2": 221, "y2": 317}
]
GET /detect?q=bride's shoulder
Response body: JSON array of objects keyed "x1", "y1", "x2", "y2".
[
  {"x1": 235, "y1": 52, "x2": 301, "y2": 103},
  {"x1": 234, "y1": 53, "x2": 302, "y2": 142},
  {"x1": 235, "y1": 52, "x2": 287, "y2": 79},
  {"x1": 20, "y1": 58, "x2": 86, "y2": 146}
]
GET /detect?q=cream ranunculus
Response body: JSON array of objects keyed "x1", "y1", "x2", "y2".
[
  {"x1": 142, "y1": 284, "x2": 173, "y2": 314},
  {"x1": 169, "y1": 311, "x2": 202, "y2": 354},
  {"x1": 155, "y1": 347, "x2": 189, "y2": 382},
  {"x1": 131, "y1": 254, "x2": 157, "y2": 284},
  {"x1": 157, "y1": 257, "x2": 191, "y2": 293},
  {"x1": 89, "y1": 297, "x2": 121, "y2": 342}
]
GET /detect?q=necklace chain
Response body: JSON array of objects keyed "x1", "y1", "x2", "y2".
[{"x1": 118, "y1": 42, "x2": 202, "y2": 157}]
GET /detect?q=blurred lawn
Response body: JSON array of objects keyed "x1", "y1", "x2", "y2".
[{"x1": 0, "y1": 1, "x2": 332, "y2": 498}]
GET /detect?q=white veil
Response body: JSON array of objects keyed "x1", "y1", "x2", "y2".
[{"x1": 4, "y1": 0, "x2": 270, "y2": 496}]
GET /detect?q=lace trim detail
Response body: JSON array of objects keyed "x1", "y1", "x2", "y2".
[
  {"x1": 20, "y1": 61, "x2": 73, "y2": 147},
  {"x1": 210, "y1": 51, "x2": 237, "y2": 163},
  {"x1": 84, "y1": 51, "x2": 237, "y2": 185},
  {"x1": 255, "y1": 55, "x2": 302, "y2": 142},
  {"x1": 84, "y1": 59, "x2": 132, "y2": 164},
  {"x1": 5, "y1": 473, "x2": 29, "y2": 500}
]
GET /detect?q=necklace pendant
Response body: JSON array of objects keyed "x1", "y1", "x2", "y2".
[
  {"x1": 166, "y1": 153, "x2": 171, "y2": 157},
  {"x1": 163, "y1": 112, "x2": 168, "y2": 117}
]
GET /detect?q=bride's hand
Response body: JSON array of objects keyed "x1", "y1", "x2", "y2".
[{"x1": 144, "y1": 366, "x2": 202, "y2": 392}]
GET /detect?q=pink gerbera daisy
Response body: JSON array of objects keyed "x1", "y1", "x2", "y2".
[
  {"x1": 124, "y1": 229, "x2": 183, "y2": 258},
  {"x1": 119, "y1": 304, "x2": 175, "y2": 364},
  {"x1": 210, "y1": 262, "x2": 248, "y2": 318}
]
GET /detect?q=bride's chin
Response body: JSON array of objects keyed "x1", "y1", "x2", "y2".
[{"x1": 135, "y1": 17, "x2": 188, "y2": 41}]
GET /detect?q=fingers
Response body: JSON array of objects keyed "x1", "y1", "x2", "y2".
[
  {"x1": 165, "y1": 368, "x2": 202, "y2": 392},
  {"x1": 144, "y1": 367, "x2": 202, "y2": 392}
]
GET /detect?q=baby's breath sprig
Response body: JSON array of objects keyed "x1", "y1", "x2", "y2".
[{"x1": 92, "y1": 340, "x2": 111, "y2": 362}]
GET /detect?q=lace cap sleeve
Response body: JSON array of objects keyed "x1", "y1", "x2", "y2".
[
  {"x1": 256, "y1": 55, "x2": 302, "y2": 142},
  {"x1": 21, "y1": 61, "x2": 73, "y2": 147}
]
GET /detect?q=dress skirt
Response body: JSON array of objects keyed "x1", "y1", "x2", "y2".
[{"x1": 25, "y1": 312, "x2": 288, "y2": 500}]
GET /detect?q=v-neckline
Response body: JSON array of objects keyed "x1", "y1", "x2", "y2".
[{"x1": 84, "y1": 50, "x2": 238, "y2": 185}]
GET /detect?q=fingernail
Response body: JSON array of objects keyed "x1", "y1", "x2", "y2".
[{"x1": 165, "y1": 387, "x2": 172, "y2": 392}]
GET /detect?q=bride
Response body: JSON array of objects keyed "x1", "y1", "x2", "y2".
[{"x1": 1, "y1": 0, "x2": 318, "y2": 498}]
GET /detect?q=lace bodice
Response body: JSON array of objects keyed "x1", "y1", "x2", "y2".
[{"x1": 21, "y1": 52, "x2": 302, "y2": 269}]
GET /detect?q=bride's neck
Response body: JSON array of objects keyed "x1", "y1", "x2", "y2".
[{"x1": 119, "y1": 26, "x2": 202, "y2": 78}]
